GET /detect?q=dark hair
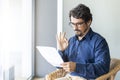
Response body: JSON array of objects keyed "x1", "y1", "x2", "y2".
[{"x1": 69, "y1": 4, "x2": 92, "y2": 23}]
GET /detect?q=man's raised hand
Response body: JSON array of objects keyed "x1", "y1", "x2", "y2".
[{"x1": 56, "y1": 32, "x2": 68, "y2": 51}]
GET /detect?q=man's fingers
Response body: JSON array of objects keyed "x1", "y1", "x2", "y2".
[
  {"x1": 61, "y1": 62, "x2": 70, "y2": 68},
  {"x1": 57, "y1": 32, "x2": 67, "y2": 42},
  {"x1": 64, "y1": 38, "x2": 68, "y2": 45},
  {"x1": 61, "y1": 62, "x2": 76, "y2": 72},
  {"x1": 60, "y1": 32, "x2": 66, "y2": 40},
  {"x1": 61, "y1": 62, "x2": 73, "y2": 72},
  {"x1": 63, "y1": 32, "x2": 66, "y2": 39},
  {"x1": 59, "y1": 32, "x2": 62, "y2": 40}
]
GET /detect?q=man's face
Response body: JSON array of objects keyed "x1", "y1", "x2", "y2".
[{"x1": 70, "y1": 16, "x2": 90, "y2": 37}]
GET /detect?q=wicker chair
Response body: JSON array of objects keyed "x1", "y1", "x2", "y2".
[{"x1": 45, "y1": 58, "x2": 120, "y2": 80}]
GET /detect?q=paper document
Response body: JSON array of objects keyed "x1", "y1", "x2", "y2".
[{"x1": 36, "y1": 46, "x2": 64, "y2": 67}]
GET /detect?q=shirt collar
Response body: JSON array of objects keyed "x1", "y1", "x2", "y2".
[
  {"x1": 74, "y1": 28, "x2": 93, "y2": 41},
  {"x1": 84, "y1": 28, "x2": 93, "y2": 40}
]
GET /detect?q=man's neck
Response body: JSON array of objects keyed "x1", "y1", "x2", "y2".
[{"x1": 78, "y1": 27, "x2": 90, "y2": 40}]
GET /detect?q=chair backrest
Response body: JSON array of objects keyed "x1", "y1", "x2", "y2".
[
  {"x1": 109, "y1": 58, "x2": 120, "y2": 80},
  {"x1": 110, "y1": 58, "x2": 120, "y2": 70}
]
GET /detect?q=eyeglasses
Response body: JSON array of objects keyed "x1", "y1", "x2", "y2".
[{"x1": 69, "y1": 22, "x2": 85, "y2": 28}]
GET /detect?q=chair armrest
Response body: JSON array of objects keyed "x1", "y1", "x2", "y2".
[
  {"x1": 96, "y1": 59, "x2": 120, "y2": 80},
  {"x1": 45, "y1": 69, "x2": 67, "y2": 80}
]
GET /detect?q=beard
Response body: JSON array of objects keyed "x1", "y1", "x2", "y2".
[
  {"x1": 74, "y1": 26, "x2": 88, "y2": 37},
  {"x1": 74, "y1": 29, "x2": 84, "y2": 37}
]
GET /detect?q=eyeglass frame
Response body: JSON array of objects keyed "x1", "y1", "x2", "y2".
[{"x1": 69, "y1": 21, "x2": 85, "y2": 28}]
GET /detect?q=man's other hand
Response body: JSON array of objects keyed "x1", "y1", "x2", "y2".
[{"x1": 61, "y1": 62, "x2": 76, "y2": 72}]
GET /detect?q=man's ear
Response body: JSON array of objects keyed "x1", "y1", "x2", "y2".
[{"x1": 87, "y1": 20, "x2": 92, "y2": 26}]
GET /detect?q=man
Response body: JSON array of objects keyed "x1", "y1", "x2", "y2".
[{"x1": 56, "y1": 4, "x2": 110, "y2": 80}]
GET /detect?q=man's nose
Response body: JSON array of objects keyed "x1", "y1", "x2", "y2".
[{"x1": 73, "y1": 25, "x2": 78, "y2": 29}]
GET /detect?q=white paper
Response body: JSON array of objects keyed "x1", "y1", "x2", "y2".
[{"x1": 36, "y1": 46, "x2": 64, "y2": 67}]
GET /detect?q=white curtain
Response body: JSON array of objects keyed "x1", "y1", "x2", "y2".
[{"x1": 0, "y1": 0, "x2": 33, "y2": 79}]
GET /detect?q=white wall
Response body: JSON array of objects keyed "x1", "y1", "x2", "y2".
[
  {"x1": 63, "y1": 0, "x2": 120, "y2": 79},
  {"x1": 35, "y1": 0, "x2": 57, "y2": 77}
]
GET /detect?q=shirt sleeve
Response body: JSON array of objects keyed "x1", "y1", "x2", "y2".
[
  {"x1": 58, "y1": 50, "x2": 69, "y2": 62},
  {"x1": 75, "y1": 39, "x2": 111, "y2": 79}
]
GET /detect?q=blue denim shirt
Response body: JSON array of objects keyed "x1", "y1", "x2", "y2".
[{"x1": 58, "y1": 28, "x2": 110, "y2": 79}]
